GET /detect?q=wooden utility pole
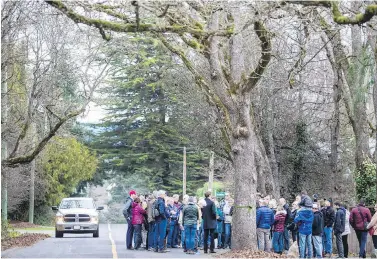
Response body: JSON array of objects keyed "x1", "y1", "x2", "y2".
[
  {"x1": 208, "y1": 151, "x2": 214, "y2": 192},
  {"x1": 183, "y1": 147, "x2": 186, "y2": 196},
  {"x1": 1, "y1": 70, "x2": 8, "y2": 223}
]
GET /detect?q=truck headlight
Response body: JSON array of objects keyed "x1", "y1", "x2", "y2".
[
  {"x1": 56, "y1": 215, "x2": 64, "y2": 223},
  {"x1": 91, "y1": 216, "x2": 98, "y2": 223}
]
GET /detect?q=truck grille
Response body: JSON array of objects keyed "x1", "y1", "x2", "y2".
[{"x1": 64, "y1": 214, "x2": 91, "y2": 222}]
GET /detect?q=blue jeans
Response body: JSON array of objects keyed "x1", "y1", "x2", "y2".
[
  {"x1": 217, "y1": 221, "x2": 224, "y2": 247},
  {"x1": 185, "y1": 224, "x2": 197, "y2": 251},
  {"x1": 224, "y1": 223, "x2": 231, "y2": 248},
  {"x1": 155, "y1": 219, "x2": 167, "y2": 251},
  {"x1": 355, "y1": 230, "x2": 368, "y2": 258},
  {"x1": 182, "y1": 228, "x2": 186, "y2": 249},
  {"x1": 148, "y1": 222, "x2": 156, "y2": 249},
  {"x1": 323, "y1": 227, "x2": 333, "y2": 254},
  {"x1": 312, "y1": 235, "x2": 323, "y2": 258},
  {"x1": 167, "y1": 219, "x2": 179, "y2": 247},
  {"x1": 126, "y1": 219, "x2": 134, "y2": 249},
  {"x1": 283, "y1": 227, "x2": 290, "y2": 251},
  {"x1": 272, "y1": 232, "x2": 284, "y2": 253},
  {"x1": 299, "y1": 233, "x2": 313, "y2": 258},
  {"x1": 133, "y1": 224, "x2": 142, "y2": 249}
]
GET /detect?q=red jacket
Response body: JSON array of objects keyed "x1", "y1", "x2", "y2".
[
  {"x1": 132, "y1": 202, "x2": 146, "y2": 225},
  {"x1": 350, "y1": 205, "x2": 372, "y2": 231},
  {"x1": 273, "y1": 211, "x2": 287, "y2": 233}
]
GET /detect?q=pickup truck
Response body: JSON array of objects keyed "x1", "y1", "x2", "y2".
[{"x1": 52, "y1": 197, "x2": 104, "y2": 238}]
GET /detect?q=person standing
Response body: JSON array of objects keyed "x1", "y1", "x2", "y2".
[
  {"x1": 350, "y1": 199, "x2": 372, "y2": 258},
  {"x1": 334, "y1": 202, "x2": 346, "y2": 258},
  {"x1": 154, "y1": 190, "x2": 169, "y2": 253},
  {"x1": 132, "y1": 197, "x2": 147, "y2": 250},
  {"x1": 279, "y1": 198, "x2": 292, "y2": 252},
  {"x1": 322, "y1": 200, "x2": 335, "y2": 257},
  {"x1": 167, "y1": 197, "x2": 179, "y2": 248},
  {"x1": 272, "y1": 205, "x2": 287, "y2": 255},
  {"x1": 180, "y1": 196, "x2": 199, "y2": 254},
  {"x1": 223, "y1": 198, "x2": 233, "y2": 249},
  {"x1": 256, "y1": 199, "x2": 274, "y2": 252},
  {"x1": 367, "y1": 203, "x2": 377, "y2": 258},
  {"x1": 289, "y1": 201, "x2": 299, "y2": 244},
  {"x1": 147, "y1": 192, "x2": 157, "y2": 251},
  {"x1": 312, "y1": 204, "x2": 324, "y2": 258},
  {"x1": 215, "y1": 200, "x2": 224, "y2": 249},
  {"x1": 202, "y1": 191, "x2": 217, "y2": 254},
  {"x1": 294, "y1": 203, "x2": 314, "y2": 258},
  {"x1": 123, "y1": 190, "x2": 137, "y2": 250},
  {"x1": 342, "y1": 204, "x2": 351, "y2": 258}
]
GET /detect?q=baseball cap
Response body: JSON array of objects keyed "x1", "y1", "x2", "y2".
[
  {"x1": 129, "y1": 190, "x2": 136, "y2": 196},
  {"x1": 312, "y1": 204, "x2": 318, "y2": 209}
]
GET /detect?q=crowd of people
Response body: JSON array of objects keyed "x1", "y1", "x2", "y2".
[
  {"x1": 122, "y1": 190, "x2": 234, "y2": 254},
  {"x1": 256, "y1": 191, "x2": 377, "y2": 258},
  {"x1": 122, "y1": 189, "x2": 377, "y2": 258}
]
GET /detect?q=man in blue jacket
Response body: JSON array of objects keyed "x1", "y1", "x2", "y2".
[
  {"x1": 294, "y1": 205, "x2": 314, "y2": 258},
  {"x1": 154, "y1": 190, "x2": 170, "y2": 253},
  {"x1": 256, "y1": 199, "x2": 274, "y2": 252}
]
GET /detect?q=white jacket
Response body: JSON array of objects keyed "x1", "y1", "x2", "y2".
[
  {"x1": 342, "y1": 210, "x2": 351, "y2": 236},
  {"x1": 223, "y1": 203, "x2": 232, "y2": 224}
]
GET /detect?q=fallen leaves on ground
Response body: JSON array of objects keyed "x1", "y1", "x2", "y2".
[
  {"x1": 9, "y1": 221, "x2": 41, "y2": 229},
  {"x1": 217, "y1": 250, "x2": 289, "y2": 258},
  {"x1": 1, "y1": 233, "x2": 50, "y2": 251}
]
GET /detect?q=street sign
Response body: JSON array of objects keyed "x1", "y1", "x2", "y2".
[{"x1": 216, "y1": 192, "x2": 225, "y2": 198}]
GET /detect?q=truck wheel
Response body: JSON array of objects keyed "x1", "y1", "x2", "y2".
[
  {"x1": 55, "y1": 228, "x2": 63, "y2": 238},
  {"x1": 93, "y1": 228, "x2": 99, "y2": 238}
]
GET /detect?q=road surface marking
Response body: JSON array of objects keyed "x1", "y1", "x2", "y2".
[{"x1": 108, "y1": 223, "x2": 118, "y2": 259}]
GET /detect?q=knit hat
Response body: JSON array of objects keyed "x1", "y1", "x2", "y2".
[
  {"x1": 129, "y1": 190, "x2": 136, "y2": 196},
  {"x1": 312, "y1": 204, "x2": 318, "y2": 209}
]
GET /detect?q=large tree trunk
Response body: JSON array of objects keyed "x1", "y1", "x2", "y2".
[{"x1": 230, "y1": 94, "x2": 258, "y2": 250}]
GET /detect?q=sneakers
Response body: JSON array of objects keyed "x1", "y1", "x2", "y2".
[{"x1": 195, "y1": 251, "x2": 201, "y2": 255}]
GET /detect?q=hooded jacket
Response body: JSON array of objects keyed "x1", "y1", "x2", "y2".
[
  {"x1": 132, "y1": 202, "x2": 146, "y2": 225},
  {"x1": 312, "y1": 210, "x2": 324, "y2": 236},
  {"x1": 334, "y1": 207, "x2": 346, "y2": 234},
  {"x1": 322, "y1": 206, "x2": 335, "y2": 227},
  {"x1": 273, "y1": 211, "x2": 287, "y2": 232},
  {"x1": 299, "y1": 195, "x2": 313, "y2": 208},
  {"x1": 256, "y1": 206, "x2": 274, "y2": 229},
  {"x1": 294, "y1": 208, "x2": 314, "y2": 235}
]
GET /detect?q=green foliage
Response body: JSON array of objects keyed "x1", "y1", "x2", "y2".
[
  {"x1": 33, "y1": 205, "x2": 55, "y2": 226},
  {"x1": 355, "y1": 160, "x2": 376, "y2": 206},
  {"x1": 89, "y1": 36, "x2": 208, "y2": 195},
  {"x1": 196, "y1": 182, "x2": 225, "y2": 198},
  {"x1": 42, "y1": 137, "x2": 98, "y2": 205}
]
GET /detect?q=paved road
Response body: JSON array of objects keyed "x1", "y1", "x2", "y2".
[{"x1": 2, "y1": 224, "x2": 221, "y2": 258}]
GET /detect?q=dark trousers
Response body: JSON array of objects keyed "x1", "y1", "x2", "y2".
[
  {"x1": 342, "y1": 235, "x2": 348, "y2": 258},
  {"x1": 204, "y1": 228, "x2": 215, "y2": 252},
  {"x1": 283, "y1": 227, "x2": 290, "y2": 251},
  {"x1": 148, "y1": 222, "x2": 156, "y2": 249},
  {"x1": 355, "y1": 230, "x2": 368, "y2": 258},
  {"x1": 373, "y1": 235, "x2": 377, "y2": 249},
  {"x1": 126, "y1": 219, "x2": 134, "y2": 249},
  {"x1": 133, "y1": 224, "x2": 142, "y2": 249},
  {"x1": 335, "y1": 233, "x2": 343, "y2": 258}
]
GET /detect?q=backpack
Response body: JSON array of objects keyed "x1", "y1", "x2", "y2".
[{"x1": 152, "y1": 200, "x2": 160, "y2": 219}]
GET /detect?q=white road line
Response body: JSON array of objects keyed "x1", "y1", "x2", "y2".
[{"x1": 108, "y1": 223, "x2": 118, "y2": 259}]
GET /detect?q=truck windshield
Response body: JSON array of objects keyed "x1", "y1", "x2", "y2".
[{"x1": 59, "y1": 199, "x2": 95, "y2": 209}]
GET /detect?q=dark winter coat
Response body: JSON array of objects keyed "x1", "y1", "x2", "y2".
[
  {"x1": 350, "y1": 205, "x2": 372, "y2": 231},
  {"x1": 202, "y1": 198, "x2": 217, "y2": 229},
  {"x1": 273, "y1": 211, "x2": 287, "y2": 233},
  {"x1": 131, "y1": 202, "x2": 146, "y2": 225},
  {"x1": 155, "y1": 197, "x2": 168, "y2": 222},
  {"x1": 322, "y1": 206, "x2": 336, "y2": 228},
  {"x1": 334, "y1": 207, "x2": 346, "y2": 235},
  {"x1": 312, "y1": 211, "x2": 324, "y2": 236},
  {"x1": 122, "y1": 197, "x2": 133, "y2": 220},
  {"x1": 283, "y1": 203, "x2": 292, "y2": 225},
  {"x1": 182, "y1": 202, "x2": 199, "y2": 226},
  {"x1": 256, "y1": 206, "x2": 274, "y2": 229},
  {"x1": 294, "y1": 209, "x2": 314, "y2": 235}
]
